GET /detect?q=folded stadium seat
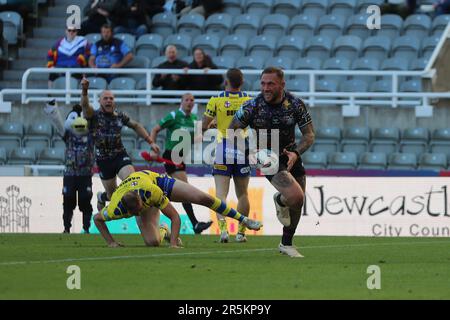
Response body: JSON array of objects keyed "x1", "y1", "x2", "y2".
[
  {"x1": 121, "y1": 126, "x2": 138, "y2": 153},
  {"x1": 351, "y1": 57, "x2": 380, "y2": 86},
  {"x1": 402, "y1": 14, "x2": 432, "y2": 40},
  {"x1": 192, "y1": 34, "x2": 220, "y2": 58},
  {"x1": 370, "y1": 79, "x2": 393, "y2": 100},
  {"x1": 151, "y1": 55, "x2": 167, "y2": 68},
  {"x1": 0, "y1": 11, "x2": 22, "y2": 45},
  {"x1": 125, "y1": 56, "x2": 150, "y2": 82},
  {"x1": 317, "y1": 14, "x2": 346, "y2": 40},
  {"x1": 265, "y1": 56, "x2": 293, "y2": 70},
  {"x1": 304, "y1": 35, "x2": 333, "y2": 61},
  {"x1": 272, "y1": 0, "x2": 302, "y2": 18},
  {"x1": 251, "y1": 79, "x2": 261, "y2": 91},
  {"x1": 204, "y1": 13, "x2": 232, "y2": 39},
  {"x1": 223, "y1": 0, "x2": 244, "y2": 16},
  {"x1": 399, "y1": 128, "x2": 429, "y2": 156},
  {"x1": 22, "y1": 123, "x2": 52, "y2": 152},
  {"x1": 245, "y1": 0, "x2": 273, "y2": 16},
  {"x1": 370, "y1": 127, "x2": 399, "y2": 155},
  {"x1": 328, "y1": 152, "x2": 357, "y2": 169},
  {"x1": 358, "y1": 152, "x2": 387, "y2": 170},
  {"x1": 288, "y1": 14, "x2": 318, "y2": 39},
  {"x1": 38, "y1": 148, "x2": 65, "y2": 165},
  {"x1": 260, "y1": 14, "x2": 290, "y2": 39},
  {"x1": 300, "y1": 0, "x2": 328, "y2": 19},
  {"x1": 355, "y1": 0, "x2": 384, "y2": 13},
  {"x1": 311, "y1": 127, "x2": 341, "y2": 153},
  {"x1": 286, "y1": 78, "x2": 309, "y2": 92},
  {"x1": 136, "y1": 78, "x2": 147, "y2": 90},
  {"x1": 387, "y1": 152, "x2": 417, "y2": 170},
  {"x1": 232, "y1": 14, "x2": 261, "y2": 38},
  {"x1": 115, "y1": 33, "x2": 136, "y2": 53},
  {"x1": 340, "y1": 126, "x2": 370, "y2": 157},
  {"x1": 380, "y1": 57, "x2": 409, "y2": 82},
  {"x1": 212, "y1": 55, "x2": 236, "y2": 69},
  {"x1": 52, "y1": 137, "x2": 65, "y2": 149},
  {"x1": 219, "y1": 34, "x2": 249, "y2": 60},
  {"x1": 345, "y1": 13, "x2": 373, "y2": 40},
  {"x1": 302, "y1": 152, "x2": 327, "y2": 169},
  {"x1": 236, "y1": 56, "x2": 265, "y2": 83},
  {"x1": 418, "y1": 153, "x2": 447, "y2": 171},
  {"x1": 409, "y1": 57, "x2": 428, "y2": 71},
  {"x1": 130, "y1": 149, "x2": 150, "y2": 167},
  {"x1": 0, "y1": 122, "x2": 23, "y2": 153},
  {"x1": 53, "y1": 77, "x2": 79, "y2": 90},
  {"x1": 163, "y1": 34, "x2": 192, "y2": 58},
  {"x1": 108, "y1": 77, "x2": 137, "y2": 90},
  {"x1": 151, "y1": 12, "x2": 177, "y2": 38},
  {"x1": 391, "y1": 35, "x2": 421, "y2": 61},
  {"x1": 421, "y1": 35, "x2": 440, "y2": 59},
  {"x1": 247, "y1": 35, "x2": 277, "y2": 60},
  {"x1": 321, "y1": 57, "x2": 351, "y2": 82},
  {"x1": 329, "y1": 0, "x2": 356, "y2": 18},
  {"x1": 361, "y1": 35, "x2": 391, "y2": 61},
  {"x1": 431, "y1": 14, "x2": 450, "y2": 36},
  {"x1": 332, "y1": 35, "x2": 362, "y2": 61},
  {"x1": 399, "y1": 79, "x2": 422, "y2": 106},
  {"x1": 8, "y1": 147, "x2": 36, "y2": 165},
  {"x1": 293, "y1": 57, "x2": 323, "y2": 81},
  {"x1": 177, "y1": 13, "x2": 205, "y2": 39},
  {"x1": 430, "y1": 128, "x2": 450, "y2": 157},
  {"x1": 373, "y1": 14, "x2": 403, "y2": 40},
  {"x1": 136, "y1": 34, "x2": 163, "y2": 60},
  {"x1": 0, "y1": 148, "x2": 6, "y2": 165},
  {"x1": 85, "y1": 33, "x2": 101, "y2": 45},
  {"x1": 315, "y1": 79, "x2": 338, "y2": 94},
  {"x1": 275, "y1": 35, "x2": 305, "y2": 61},
  {"x1": 84, "y1": 77, "x2": 108, "y2": 90}
]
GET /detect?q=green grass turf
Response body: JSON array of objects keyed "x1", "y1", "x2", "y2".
[{"x1": 0, "y1": 234, "x2": 449, "y2": 299}]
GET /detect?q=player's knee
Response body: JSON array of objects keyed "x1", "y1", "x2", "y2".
[{"x1": 284, "y1": 190, "x2": 304, "y2": 209}]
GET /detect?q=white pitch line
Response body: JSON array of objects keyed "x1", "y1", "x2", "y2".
[{"x1": 0, "y1": 240, "x2": 448, "y2": 267}]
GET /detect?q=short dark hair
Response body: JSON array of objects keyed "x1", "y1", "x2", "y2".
[
  {"x1": 121, "y1": 191, "x2": 141, "y2": 213},
  {"x1": 226, "y1": 68, "x2": 244, "y2": 89},
  {"x1": 101, "y1": 24, "x2": 112, "y2": 31},
  {"x1": 261, "y1": 66, "x2": 284, "y2": 80}
]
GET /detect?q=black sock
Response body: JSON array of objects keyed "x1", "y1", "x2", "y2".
[
  {"x1": 182, "y1": 203, "x2": 198, "y2": 227},
  {"x1": 281, "y1": 208, "x2": 302, "y2": 246},
  {"x1": 276, "y1": 193, "x2": 286, "y2": 207},
  {"x1": 101, "y1": 192, "x2": 108, "y2": 202}
]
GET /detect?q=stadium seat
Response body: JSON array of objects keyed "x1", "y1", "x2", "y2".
[
  {"x1": 431, "y1": 14, "x2": 450, "y2": 36},
  {"x1": 418, "y1": 153, "x2": 447, "y2": 171},
  {"x1": 328, "y1": 152, "x2": 357, "y2": 169},
  {"x1": 430, "y1": 128, "x2": 450, "y2": 157},
  {"x1": 286, "y1": 78, "x2": 309, "y2": 92},
  {"x1": 212, "y1": 55, "x2": 236, "y2": 69},
  {"x1": 223, "y1": 0, "x2": 243, "y2": 16},
  {"x1": 0, "y1": 148, "x2": 6, "y2": 165},
  {"x1": 151, "y1": 12, "x2": 177, "y2": 38},
  {"x1": 260, "y1": 14, "x2": 289, "y2": 39},
  {"x1": 275, "y1": 35, "x2": 305, "y2": 60},
  {"x1": 220, "y1": 34, "x2": 248, "y2": 59},
  {"x1": 391, "y1": 35, "x2": 421, "y2": 61},
  {"x1": 380, "y1": 57, "x2": 409, "y2": 82},
  {"x1": 356, "y1": 0, "x2": 384, "y2": 13},
  {"x1": 248, "y1": 35, "x2": 277, "y2": 60},
  {"x1": 115, "y1": 33, "x2": 136, "y2": 52},
  {"x1": 322, "y1": 57, "x2": 351, "y2": 82},
  {"x1": 52, "y1": 137, "x2": 65, "y2": 149},
  {"x1": 345, "y1": 13, "x2": 373, "y2": 40},
  {"x1": 265, "y1": 56, "x2": 293, "y2": 70},
  {"x1": 358, "y1": 152, "x2": 387, "y2": 170},
  {"x1": 232, "y1": 14, "x2": 261, "y2": 38},
  {"x1": 361, "y1": 36, "x2": 391, "y2": 61},
  {"x1": 177, "y1": 13, "x2": 205, "y2": 38},
  {"x1": 351, "y1": 57, "x2": 379, "y2": 85},
  {"x1": 108, "y1": 77, "x2": 137, "y2": 90},
  {"x1": 402, "y1": 14, "x2": 432, "y2": 40},
  {"x1": 8, "y1": 147, "x2": 36, "y2": 165},
  {"x1": 163, "y1": 34, "x2": 192, "y2": 58},
  {"x1": 204, "y1": 13, "x2": 232, "y2": 39},
  {"x1": 399, "y1": 79, "x2": 422, "y2": 106},
  {"x1": 370, "y1": 127, "x2": 399, "y2": 154},
  {"x1": 38, "y1": 148, "x2": 65, "y2": 165},
  {"x1": 85, "y1": 33, "x2": 101, "y2": 45},
  {"x1": 304, "y1": 35, "x2": 333, "y2": 61},
  {"x1": 151, "y1": 55, "x2": 167, "y2": 68},
  {"x1": 85, "y1": 77, "x2": 108, "y2": 90},
  {"x1": 340, "y1": 126, "x2": 370, "y2": 156},
  {"x1": 136, "y1": 34, "x2": 163, "y2": 60},
  {"x1": 302, "y1": 152, "x2": 327, "y2": 169},
  {"x1": 0, "y1": 11, "x2": 22, "y2": 45},
  {"x1": 312, "y1": 127, "x2": 341, "y2": 153},
  {"x1": 192, "y1": 34, "x2": 220, "y2": 57},
  {"x1": 236, "y1": 56, "x2": 265, "y2": 83},
  {"x1": 388, "y1": 152, "x2": 417, "y2": 170},
  {"x1": 23, "y1": 123, "x2": 52, "y2": 151},
  {"x1": 251, "y1": 79, "x2": 261, "y2": 91},
  {"x1": 370, "y1": 79, "x2": 393, "y2": 95},
  {"x1": 332, "y1": 35, "x2": 362, "y2": 61},
  {"x1": 288, "y1": 14, "x2": 318, "y2": 39},
  {"x1": 53, "y1": 77, "x2": 79, "y2": 90},
  {"x1": 126, "y1": 56, "x2": 150, "y2": 82},
  {"x1": 136, "y1": 78, "x2": 148, "y2": 90},
  {"x1": 130, "y1": 149, "x2": 149, "y2": 166},
  {"x1": 300, "y1": 0, "x2": 328, "y2": 18},
  {"x1": 273, "y1": 0, "x2": 302, "y2": 18},
  {"x1": 409, "y1": 57, "x2": 428, "y2": 71},
  {"x1": 329, "y1": 0, "x2": 357, "y2": 18},
  {"x1": 373, "y1": 14, "x2": 403, "y2": 40},
  {"x1": 317, "y1": 14, "x2": 346, "y2": 39},
  {"x1": 245, "y1": 0, "x2": 273, "y2": 17},
  {"x1": 421, "y1": 35, "x2": 440, "y2": 59},
  {"x1": 315, "y1": 79, "x2": 338, "y2": 92},
  {"x1": 399, "y1": 128, "x2": 429, "y2": 156},
  {"x1": 292, "y1": 57, "x2": 322, "y2": 81},
  {"x1": 0, "y1": 122, "x2": 23, "y2": 152}
]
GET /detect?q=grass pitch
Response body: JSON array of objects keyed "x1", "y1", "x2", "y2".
[{"x1": 0, "y1": 234, "x2": 449, "y2": 299}]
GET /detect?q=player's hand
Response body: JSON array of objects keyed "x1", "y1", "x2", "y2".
[
  {"x1": 150, "y1": 143, "x2": 160, "y2": 154},
  {"x1": 207, "y1": 119, "x2": 217, "y2": 129},
  {"x1": 108, "y1": 241, "x2": 124, "y2": 248},
  {"x1": 171, "y1": 74, "x2": 180, "y2": 81},
  {"x1": 203, "y1": 67, "x2": 210, "y2": 73},
  {"x1": 81, "y1": 77, "x2": 89, "y2": 92},
  {"x1": 283, "y1": 149, "x2": 299, "y2": 172}
]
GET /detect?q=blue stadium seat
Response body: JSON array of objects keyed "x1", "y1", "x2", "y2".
[
  {"x1": 399, "y1": 79, "x2": 422, "y2": 106},
  {"x1": 329, "y1": 0, "x2": 357, "y2": 19},
  {"x1": 431, "y1": 14, "x2": 450, "y2": 36},
  {"x1": 361, "y1": 36, "x2": 391, "y2": 61},
  {"x1": 151, "y1": 12, "x2": 177, "y2": 38},
  {"x1": 192, "y1": 34, "x2": 220, "y2": 57},
  {"x1": 163, "y1": 34, "x2": 192, "y2": 58},
  {"x1": 391, "y1": 35, "x2": 421, "y2": 61},
  {"x1": 340, "y1": 126, "x2": 370, "y2": 156},
  {"x1": 85, "y1": 33, "x2": 101, "y2": 45},
  {"x1": 265, "y1": 56, "x2": 293, "y2": 69},
  {"x1": 0, "y1": 148, "x2": 6, "y2": 165},
  {"x1": 136, "y1": 78, "x2": 147, "y2": 90},
  {"x1": 418, "y1": 153, "x2": 447, "y2": 171},
  {"x1": 23, "y1": 123, "x2": 52, "y2": 151},
  {"x1": 276, "y1": 35, "x2": 305, "y2": 60},
  {"x1": 340, "y1": 79, "x2": 369, "y2": 93},
  {"x1": 260, "y1": 14, "x2": 290, "y2": 38},
  {"x1": 370, "y1": 127, "x2": 399, "y2": 154},
  {"x1": 322, "y1": 57, "x2": 351, "y2": 82},
  {"x1": 402, "y1": 14, "x2": 432, "y2": 40},
  {"x1": 236, "y1": 56, "x2": 265, "y2": 83},
  {"x1": 126, "y1": 56, "x2": 150, "y2": 82},
  {"x1": 332, "y1": 35, "x2": 362, "y2": 61},
  {"x1": 53, "y1": 77, "x2": 79, "y2": 89},
  {"x1": 288, "y1": 14, "x2": 318, "y2": 39},
  {"x1": 212, "y1": 55, "x2": 236, "y2": 69},
  {"x1": 430, "y1": 128, "x2": 450, "y2": 157},
  {"x1": 248, "y1": 35, "x2": 277, "y2": 60},
  {"x1": 328, "y1": 152, "x2": 357, "y2": 169},
  {"x1": 136, "y1": 34, "x2": 163, "y2": 60},
  {"x1": 345, "y1": 13, "x2": 373, "y2": 40},
  {"x1": 204, "y1": 13, "x2": 232, "y2": 39},
  {"x1": 301, "y1": 0, "x2": 328, "y2": 18},
  {"x1": 293, "y1": 57, "x2": 322, "y2": 82},
  {"x1": 220, "y1": 34, "x2": 248, "y2": 59},
  {"x1": 312, "y1": 126, "x2": 341, "y2": 153},
  {"x1": 151, "y1": 55, "x2": 167, "y2": 68},
  {"x1": 316, "y1": 79, "x2": 338, "y2": 92},
  {"x1": 317, "y1": 14, "x2": 346, "y2": 39},
  {"x1": 8, "y1": 148, "x2": 36, "y2": 165},
  {"x1": 388, "y1": 153, "x2": 417, "y2": 170},
  {"x1": 177, "y1": 13, "x2": 205, "y2": 38},
  {"x1": 108, "y1": 77, "x2": 137, "y2": 90},
  {"x1": 421, "y1": 35, "x2": 440, "y2": 59},
  {"x1": 223, "y1": 0, "x2": 243, "y2": 15},
  {"x1": 358, "y1": 152, "x2": 387, "y2": 170},
  {"x1": 373, "y1": 14, "x2": 403, "y2": 40},
  {"x1": 304, "y1": 35, "x2": 333, "y2": 61},
  {"x1": 232, "y1": 14, "x2": 261, "y2": 38},
  {"x1": 0, "y1": 122, "x2": 22, "y2": 153},
  {"x1": 115, "y1": 33, "x2": 136, "y2": 52},
  {"x1": 370, "y1": 79, "x2": 392, "y2": 93},
  {"x1": 356, "y1": 0, "x2": 384, "y2": 13},
  {"x1": 38, "y1": 148, "x2": 65, "y2": 165},
  {"x1": 409, "y1": 57, "x2": 428, "y2": 71},
  {"x1": 273, "y1": 0, "x2": 302, "y2": 18},
  {"x1": 286, "y1": 78, "x2": 309, "y2": 92},
  {"x1": 380, "y1": 57, "x2": 409, "y2": 81},
  {"x1": 0, "y1": 11, "x2": 22, "y2": 45},
  {"x1": 399, "y1": 128, "x2": 429, "y2": 156},
  {"x1": 302, "y1": 152, "x2": 327, "y2": 169},
  {"x1": 245, "y1": 0, "x2": 273, "y2": 17},
  {"x1": 351, "y1": 57, "x2": 379, "y2": 85}
]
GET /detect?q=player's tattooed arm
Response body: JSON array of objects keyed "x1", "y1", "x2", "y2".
[
  {"x1": 128, "y1": 119, "x2": 158, "y2": 152},
  {"x1": 80, "y1": 77, "x2": 94, "y2": 119},
  {"x1": 296, "y1": 122, "x2": 315, "y2": 155}
]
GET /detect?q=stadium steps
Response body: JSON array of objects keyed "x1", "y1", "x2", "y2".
[
  {"x1": 11, "y1": 59, "x2": 46, "y2": 71},
  {"x1": 40, "y1": 17, "x2": 67, "y2": 27},
  {"x1": 33, "y1": 27, "x2": 65, "y2": 39},
  {"x1": 26, "y1": 38, "x2": 57, "y2": 49},
  {"x1": 3, "y1": 70, "x2": 48, "y2": 81}
]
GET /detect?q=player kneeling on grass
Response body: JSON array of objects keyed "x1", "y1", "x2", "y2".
[{"x1": 94, "y1": 170, "x2": 263, "y2": 248}]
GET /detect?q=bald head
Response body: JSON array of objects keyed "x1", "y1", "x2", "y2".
[
  {"x1": 99, "y1": 90, "x2": 115, "y2": 113},
  {"x1": 165, "y1": 45, "x2": 178, "y2": 63}
]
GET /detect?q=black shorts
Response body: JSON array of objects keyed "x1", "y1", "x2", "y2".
[
  {"x1": 96, "y1": 152, "x2": 133, "y2": 180},
  {"x1": 62, "y1": 175, "x2": 93, "y2": 199},
  {"x1": 265, "y1": 154, "x2": 306, "y2": 182},
  {"x1": 162, "y1": 149, "x2": 186, "y2": 175}
]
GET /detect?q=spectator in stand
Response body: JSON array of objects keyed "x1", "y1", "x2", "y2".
[
  {"x1": 152, "y1": 45, "x2": 188, "y2": 90},
  {"x1": 47, "y1": 26, "x2": 91, "y2": 88},
  {"x1": 80, "y1": 0, "x2": 120, "y2": 35},
  {"x1": 88, "y1": 24, "x2": 133, "y2": 82},
  {"x1": 185, "y1": 48, "x2": 223, "y2": 91},
  {"x1": 178, "y1": 0, "x2": 224, "y2": 18},
  {"x1": 434, "y1": 0, "x2": 450, "y2": 15},
  {"x1": 380, "y1": 0, "x2": 417, "y2": 19},
  {"x1": 0, "y1": 0, "x2": 32, "y2": 32}
]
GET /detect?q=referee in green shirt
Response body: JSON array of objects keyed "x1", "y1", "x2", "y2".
[{"x1": 150, "y1": 93, "x2": 212, "y2": 234}]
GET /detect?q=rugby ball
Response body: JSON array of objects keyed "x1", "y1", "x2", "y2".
[{"x1": 255, "y1": 149, "x2": 279, "y2": 175}]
